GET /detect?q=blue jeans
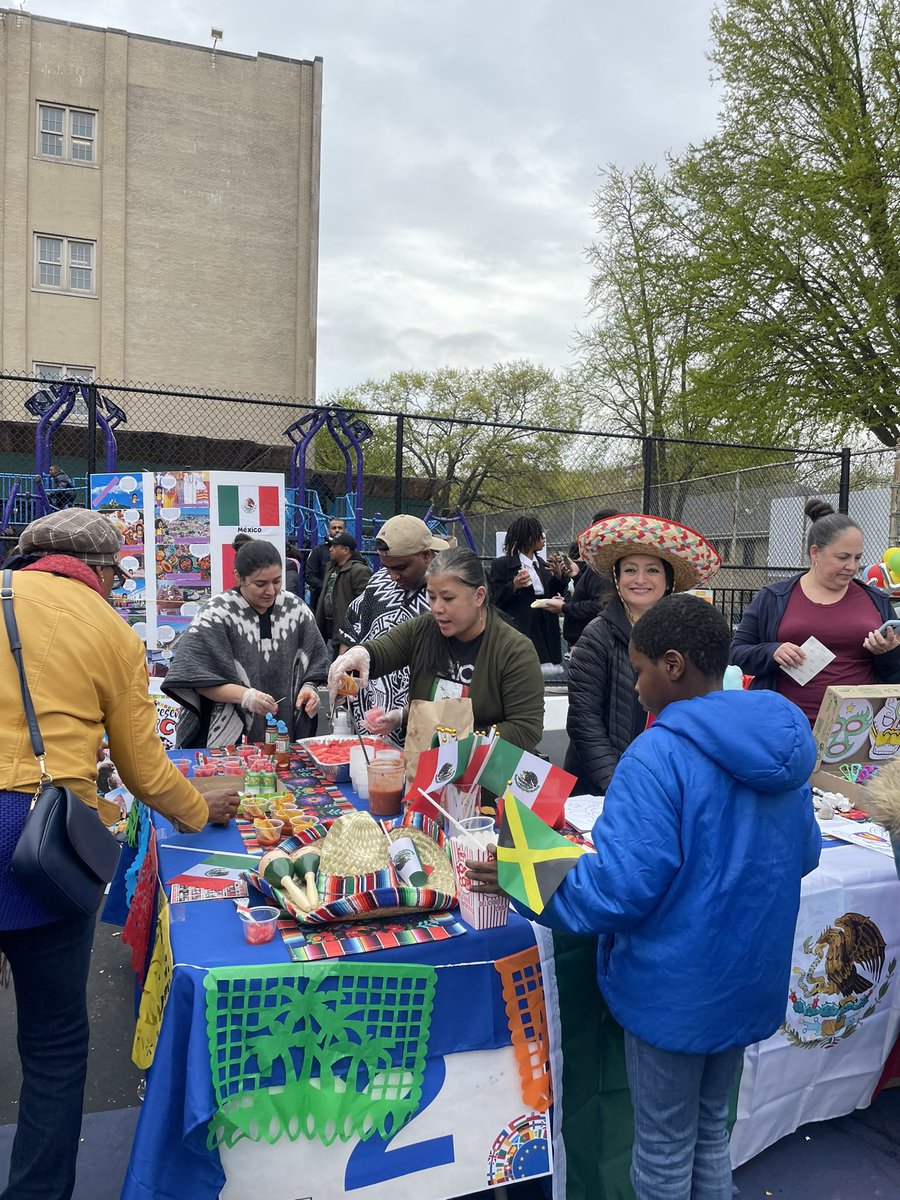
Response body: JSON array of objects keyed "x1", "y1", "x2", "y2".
[
  {"x1": 624, "y1": 1032, "x2": 743, "y2": 1200},
  {"x1": 0, "y1": 911, "x2": 96, "y2": 1200}
]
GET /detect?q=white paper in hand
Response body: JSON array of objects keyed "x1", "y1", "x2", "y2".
[
  {"x1": 565, "y1": 795, "x2": 604, "y2": 833},
  {"x1": 778, "y1": 636, "x2": 835, "y2": 686}
]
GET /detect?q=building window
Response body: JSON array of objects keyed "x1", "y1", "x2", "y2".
[
  {"x1": 36, "y1": 104, "x2": 97, "y2": 164},
  {"x1": 31, "y1": 364, "x2": 95, "y2": 423},
  {"x1": 34, "y1": 235, "x2": 96, "y2": 295},
  {"x1": 33, "y1": 363, "x2": 95, "y2": 382}
]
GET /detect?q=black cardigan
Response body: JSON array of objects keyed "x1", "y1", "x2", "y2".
[
  {"x1": 563, "y1": 597, "x2": 645, "y2": 794},
  {"x1": 489, "y1": 554, "x2": 567, "y2": 665}
]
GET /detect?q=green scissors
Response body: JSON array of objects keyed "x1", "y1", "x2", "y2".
[{"x1": 839, "y1": 763, "x2": 863, "y2": 784}]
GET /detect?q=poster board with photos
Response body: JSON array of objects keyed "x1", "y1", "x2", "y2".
[{"x1": 91, "y1": 470, "x2": 286, "y2": 682}]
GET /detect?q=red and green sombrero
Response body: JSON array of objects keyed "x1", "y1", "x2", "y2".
[{"x1": 577, "y1": 513, "x2": 721, "y2": 592}]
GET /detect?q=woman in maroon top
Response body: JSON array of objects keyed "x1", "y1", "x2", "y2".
[{"x1": 730, "y1": 499, "x2": 900, "y2": 723}]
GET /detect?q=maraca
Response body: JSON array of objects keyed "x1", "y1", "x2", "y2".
[
  {"x1": 258, "y1": 849, "x2": 310, "y2": 911},
  {"x1": 289, "y1": 848, "x2": 320, "y2": 909}
]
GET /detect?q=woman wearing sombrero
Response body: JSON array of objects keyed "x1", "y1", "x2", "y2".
[{"x1": 565, "y1": 514, "x2": 721, "y2": 794}]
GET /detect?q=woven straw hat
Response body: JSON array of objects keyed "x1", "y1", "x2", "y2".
[
  {"x1": 319, "y1": 811, "x2": 390, "y2": 876},
  {"x1": 577, "y1": 513, "x2": 721, "y2": 592}
]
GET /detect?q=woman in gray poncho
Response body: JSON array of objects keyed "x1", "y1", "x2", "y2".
[{"x1": 163, "y1": 540, "x2": 329, "y2": 747}]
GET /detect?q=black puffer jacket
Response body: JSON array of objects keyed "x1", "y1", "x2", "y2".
[
  {"x1": 562, "y1": 565, "x2": 612, "y2": 645},
  {"x1": 564, "y1": 596, "x2": 644, "y2": 794}
]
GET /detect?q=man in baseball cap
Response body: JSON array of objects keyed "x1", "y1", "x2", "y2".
[
  {"x1": 373, "y1": 515, "x2": 449, "y2": 560},
  {"x1": 338, "y1": 516, "x2": 450, "y2": 745}
]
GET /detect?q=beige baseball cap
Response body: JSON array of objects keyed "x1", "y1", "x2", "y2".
[{"x1": 374, "y1": 515, "x2": 449, "y2": 557}]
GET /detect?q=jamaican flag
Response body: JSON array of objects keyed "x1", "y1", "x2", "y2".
[{"x1": 497, "y1": 793, "x2": 587, "y2": 914}]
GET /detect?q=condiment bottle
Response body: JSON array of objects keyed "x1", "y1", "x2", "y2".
[{"x1": 275, "y1": 720, "x2": 291, "y2": 768}]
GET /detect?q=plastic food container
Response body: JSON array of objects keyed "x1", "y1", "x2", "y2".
[
  {"x1": 367, "y1": 759, "x2": 404, "y2": 817},
  {"x1": 253, "y1": 817, "x2": 285, "y2": 847},
  {"x1": 295, "y1": 736, "x2": 373, "y2": 783},
  {"x1": 240, "y1": 906, "x2": 280, "y2": 945}
]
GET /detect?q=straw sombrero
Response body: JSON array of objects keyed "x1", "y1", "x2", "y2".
[{"x1": 577, "y1": 513, "x2": 721, "y2": 592}]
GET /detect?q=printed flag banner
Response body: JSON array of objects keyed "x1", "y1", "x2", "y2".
[
  {"x1": 217, "y1": 484, "x2": 281, "y2": 529},
  {"x1": 406, "y1": 735, "x2": 474, "y2": 812},
  {"x1": 497, "y1": 795, "x2": 586, "y2": 915},
  {"x1": 478, "y1": 740, "x2": 577, "y2": 827}
]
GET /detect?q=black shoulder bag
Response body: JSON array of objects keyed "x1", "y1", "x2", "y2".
[{"x1": 2, "y1": 569, "x2": 121, "y2": 916}]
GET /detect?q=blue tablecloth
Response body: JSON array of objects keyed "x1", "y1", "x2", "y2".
[{"x1": 107, "y1": 754, "x2": 540, "y2": 1200}]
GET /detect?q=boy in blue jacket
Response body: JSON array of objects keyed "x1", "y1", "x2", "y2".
[{"x1": 470, "y1": 593, "x2": 821, "y2": 1200}]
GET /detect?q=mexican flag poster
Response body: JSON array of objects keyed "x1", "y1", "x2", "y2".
[{"x1": 209, "y1": 472, "x2": 286, "y2": 594}]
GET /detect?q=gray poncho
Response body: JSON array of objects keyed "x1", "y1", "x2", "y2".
[{"x1": 162, "y1": 588, "x2": 329, "y2": 748}]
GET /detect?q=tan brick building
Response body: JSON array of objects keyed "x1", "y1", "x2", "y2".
[{"x1": 0, "y1": 9, "x2": 322, "y2": 440}]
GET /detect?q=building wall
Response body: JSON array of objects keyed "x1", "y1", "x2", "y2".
[{"x1": 0, "y1": 9, "x2": 322, "y2": 440}]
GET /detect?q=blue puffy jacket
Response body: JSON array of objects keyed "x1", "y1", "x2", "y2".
[{"x1": 537, "y1": 689, "x2": 821, "y2": 1054}]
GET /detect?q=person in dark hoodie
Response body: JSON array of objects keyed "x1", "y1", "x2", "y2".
[
  {"x1": 561, "y1": 509, "x2": 619, "y2": 647},
  {"x1": 564, "y1": 513, "x2": 721, "y2": 794},
  {"x1": 469, "y1": 594, "x2": 821, "y2": 1200}
]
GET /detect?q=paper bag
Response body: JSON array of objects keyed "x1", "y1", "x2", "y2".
[{"x1": 404, "y1": 697, "x2": 474, "y2": 782}]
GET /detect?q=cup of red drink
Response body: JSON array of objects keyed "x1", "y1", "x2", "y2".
[
  {"x1": 172, "y1": 759, "x2": 191, "y2": 776},
  {"x1": 367, "y1": 759, "x2": 404, "y2": 817},
  {"x1": 240, "y1": 906, "x2": 280, "y2": 945}
]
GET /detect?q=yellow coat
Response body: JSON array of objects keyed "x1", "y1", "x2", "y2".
[{"x1": 0, "y1": 571, "x2": 207, "y2": 830}]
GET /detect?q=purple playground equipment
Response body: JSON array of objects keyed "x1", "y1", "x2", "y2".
[
  {"x1": 28, "y1": 380, "x2": 126, "y2": 476},
  {"x1": 6, "y1": 381, "x2": 128, "y2": 523},
  {"x1": 422, "y1": 508, "x2": 478, "y2": 553},
  {"x1": 284, "y1": 407, "x2": 373, "y2": 584}
]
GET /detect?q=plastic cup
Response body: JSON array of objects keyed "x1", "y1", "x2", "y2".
[
  {"x1": 290, "y1": 816, "x2": 317, "y2": 837},
  {"x1": 336, "y1": 673, "x2": 359, "y2": 697},
  {"x1": 239, "y1": 798, "x2": 271, "y2": 819},
  {"x1": 253, "y1": 817, "x2": 285, "y2": 847},
  {"x1": 449, "y1": 838, "x2": 509, "y2": 929},
  {"x1": 172, "y1": 758, "x2": 191, "y2": 777},
  {"x1": 367, "y1": 759, "x2": 404, "y2": 817},
  {"x1": 349, "y1": 744, "x2": 369, "y2": 794},
  {"x1": 240, "y1": 906, "x2": 280, "y2": 945},
  {"x1": 458, "y1": 815, "x2": 497, "y2": 850}
]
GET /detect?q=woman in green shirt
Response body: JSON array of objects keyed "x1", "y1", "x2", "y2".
[{"x1": 327, "y1": 548, "x2": 544, "y2": 751}]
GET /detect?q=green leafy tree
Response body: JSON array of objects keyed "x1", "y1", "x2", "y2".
[
  {"x1": 679, "y1": 0, "x2": 900, "y2": 446},
  {"x1": 318, "y1": 362, "x2": 585, "y2": 513}
]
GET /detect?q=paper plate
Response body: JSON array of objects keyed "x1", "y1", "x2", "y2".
[{"x1": 530, "y1": 599, "x2": 555, "y2": 609}]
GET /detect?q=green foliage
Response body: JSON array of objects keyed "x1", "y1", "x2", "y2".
[
  {"x1": 678, "y1": 0, "x2": 900, "y2": 446},
  {"x1": 577, "y1": 0, "x2": 900, "y2": 454},
  {"x1": 317, "y1": 362, "x2": 585, "y2": 513}
]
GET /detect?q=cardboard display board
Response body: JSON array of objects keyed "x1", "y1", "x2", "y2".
[
  {"x1": 810, "y1": 684, "x2": 900, "y2": 808},
  {"x1": 91, "y1": 470, "x2": 285, "y2": 679}
]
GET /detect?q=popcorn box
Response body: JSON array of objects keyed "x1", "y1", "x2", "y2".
[{"x1": 449, "y1": 837, "x2": 509, "y2": 930}]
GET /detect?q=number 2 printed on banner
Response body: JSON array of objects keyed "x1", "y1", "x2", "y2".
[{"x1": 344, "y1": 1057, "x2": 455, "y2": 1190}]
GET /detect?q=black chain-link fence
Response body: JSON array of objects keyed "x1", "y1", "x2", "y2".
[{"x1": 1, "y1": 372, "x2": 894, "y2": 621}]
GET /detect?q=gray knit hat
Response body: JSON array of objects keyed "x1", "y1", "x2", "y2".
[{"x1": 17, "y1": 509, "x2": 123, "y2": 566}]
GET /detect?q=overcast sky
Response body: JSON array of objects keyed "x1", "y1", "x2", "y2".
[{"x1": 28, "y1": 0, "x2": 722, "y2": 397}]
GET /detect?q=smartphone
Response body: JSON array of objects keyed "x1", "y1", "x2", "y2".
[{"x1": 877, "y1": 619, "x2": 900, "y2": 635}]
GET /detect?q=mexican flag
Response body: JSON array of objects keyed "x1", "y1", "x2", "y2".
[
  {"x1": 497, "y1": 794, "x2": 586, "y2": 915},
  {"x1": 405, "y1": 735, "x2": 474, "y2": 814},
  {"x1": 478, "y1": 739, "x2": 577, "y2": 826},
  {"x1": 217, "y1": 483, "x2": 280, "y2": 528}
]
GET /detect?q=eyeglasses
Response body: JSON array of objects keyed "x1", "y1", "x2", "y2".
[{"x1": 102, "y1": 563, "x2": 127, "y2": 587}]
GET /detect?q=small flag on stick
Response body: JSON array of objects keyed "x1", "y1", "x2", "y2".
[{"x1": 497, "y1": 793, "x2": 586, "y2": 915}]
